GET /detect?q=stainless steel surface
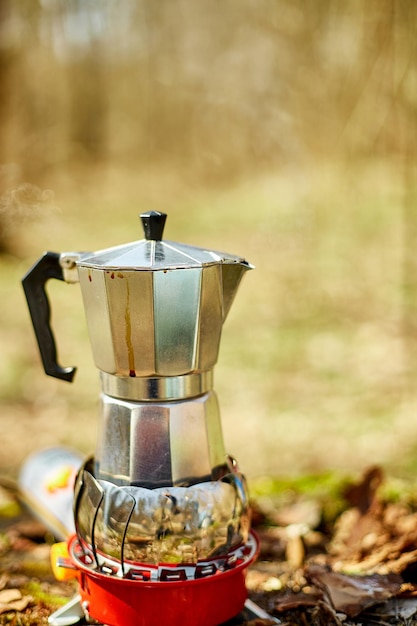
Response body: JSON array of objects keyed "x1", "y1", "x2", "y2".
[
  {"x1": 77, "y1": 262, "x2": 250, "y2": 379},
  {"x1": 76, "y1": 232, "x2": 250, "y2": 271},
  {"x1": 54, "y1": 214, "x2": 252, "y2": 381},
  {"x1": 23, "y1": 211, "x2": 252, "y2": 389},
  {"x1": 59, "y1": 252, "x2": 82, "y2": 283},
  {"x1": 100, "y1": 369, "x2": 213, "y2": 402},
  {"x1": 95, "y1": 391, "x2": 227, "y2": 487},
  {"x1": 74, "y1": 462, "x2": 251, "y2": 570}
]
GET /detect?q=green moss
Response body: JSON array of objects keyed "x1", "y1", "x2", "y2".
[
  {"x1": 251, "y1": 470, "x2": 417, "y2": 533},
  {"x1": 251, "y1": 471, "x2": 352, "y2": 529},
  {"x1": 22, "y1": 581, "x2": 68, "y2": 610},
  {"x1": 251, "y1": 470, "x2": 351, "y2": 503}
]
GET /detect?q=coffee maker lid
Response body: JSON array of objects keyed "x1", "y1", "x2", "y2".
[{"x1": 78, "y1": 211, "x2": 248, "y2": 270}]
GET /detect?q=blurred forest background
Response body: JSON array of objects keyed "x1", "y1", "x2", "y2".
[{"x1": 1, "y1": 0, "x2": 417, "y2": 482}]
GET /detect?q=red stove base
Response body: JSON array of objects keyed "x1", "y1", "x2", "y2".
[
  {"x1": 69, "y1": 532, "x2": 259, "y2": 626},
  {"x1": 78, "y1": 569, "x2": 247, "y2": 626}
]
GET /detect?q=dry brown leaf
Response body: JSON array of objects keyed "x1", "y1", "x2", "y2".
[
  {"x1": 0, "y1": 589, "x2": 22, "y2": 604},
  {"x1": 306, "y1": 563, "x2": 402, "y2": 617},
  {"x1": 0, "y1": 596, "x2": 32, "y2": 615},
  {"x1": 338, "y1": 547, "x2": 417, "y2": 576},
  {"x1": 274, "y1": 588, "x2": 324, "y2": 612},
  {"x1": 343, "y1": 466, "x2": 384, "y2": 514},
  {"x1": 328, "y1": 467, "x2": 417, "y2": 576},
  {"x1": 329, "y1": 498, "x2": 417, "y2": 575},
  {"x1": 0, "y1": 588, "x2": 33, "y2": 615}
]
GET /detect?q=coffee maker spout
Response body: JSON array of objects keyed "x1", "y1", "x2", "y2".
[{"x1": 221, "y1": 260, "x2": 254, "y2": 321}]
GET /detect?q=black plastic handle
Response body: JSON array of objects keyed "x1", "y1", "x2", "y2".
[
  {"x1": 22, "y1": 251, "x2": 76, "y2": 382},
  {"x1": 140, "y1": 211, "x2": 167, "y2": 241}
]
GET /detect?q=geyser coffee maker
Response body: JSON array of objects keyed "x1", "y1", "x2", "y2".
[{"x1": 22, "y1": 212, "x2": 260, "y2": 626}]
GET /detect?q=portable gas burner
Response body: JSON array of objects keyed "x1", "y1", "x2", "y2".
[{"x1": 21, "y1": 212, "x2": 274, "y2": 626}]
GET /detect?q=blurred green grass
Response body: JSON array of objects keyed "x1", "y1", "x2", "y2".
[{"x1": 1, "y1": 158, "x2": 417, "y2": 482}]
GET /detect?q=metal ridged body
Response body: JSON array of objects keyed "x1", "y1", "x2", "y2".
[
  {"x1": 77, "y1": 261, "x2": 248, "y2": 380},
  {"x1": 95, "y1": 391, "x2": 227, "y2": 487}
]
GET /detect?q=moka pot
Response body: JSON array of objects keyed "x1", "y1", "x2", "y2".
[{"x1": 22, "y1": 211, "x2": 257, "y2": 626}]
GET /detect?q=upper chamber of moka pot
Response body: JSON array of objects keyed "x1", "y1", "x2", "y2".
[{"x1": 75, "y1": 211, "x2": 252, "y2": 384}]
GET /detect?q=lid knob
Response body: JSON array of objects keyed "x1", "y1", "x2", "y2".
[{"x1": 140, "y1": 211, "x2": 167, "y2": 241}]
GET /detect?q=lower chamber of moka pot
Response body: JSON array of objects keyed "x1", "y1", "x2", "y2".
[{"x1": 69, "y1": 532, "x2": 259, "y2": 626}]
